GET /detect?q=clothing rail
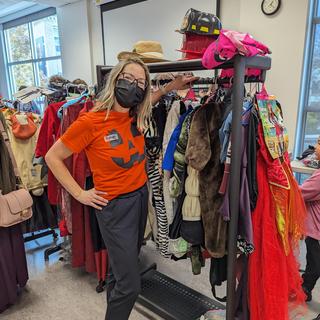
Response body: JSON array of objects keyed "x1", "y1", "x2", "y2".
[
  {"x1": 150, "y1": 75, "x2": 265, "y2": 86},
  {"x1": 96, "y1": 55, "x2": 272, "y2": 320}
]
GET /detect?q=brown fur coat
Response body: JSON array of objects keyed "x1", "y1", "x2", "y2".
[{"x1": 185, "y1": 102, "x2": 227, "y2": 258}]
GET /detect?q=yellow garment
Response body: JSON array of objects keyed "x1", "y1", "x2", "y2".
[
  {"x1": 3, "y1": 110, "x2": 45, "y2": 193},
  {"x1": 270, "y1": 162, "x2": 306, "y2": 255},
  {"x1": 182, "y1": 166, "x2": 201, "y2": 221}
]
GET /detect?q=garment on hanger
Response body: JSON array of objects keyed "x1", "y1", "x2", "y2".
[
  {"x1": 36, "y1": 99, "x2": 98, "y2": 274},
  {"x1": 22, "y1": 187, "x2": 57, "y2": 234},
  {"x1": 59, "y1": 100, "x2": 96, "y2": 273},
  {"x1": 218, "y1": 101, "x2": 254, "y2": 254},
  {"x1": 86, "y1": 175, "x2": 108, "y2": 284},
  {"x1": 256, "y1": 97, "x2": 305, "y2": 254},
  {"x1": 0, "y1": 113, "x2": 28, "y2": 312},
  {"x1": 186, "y1": 102, "x2": 227, "y2": 258},
  {"x1": 248, "y1": 124, "x2": 306, "y2": 320},
  {"x1": 2, "y1": 109, "x2": 45, "y2": 194},
  {"x1": 247, "y1": 108, "x2": 259, "y2": 211},
  {"x1": 170, "y1": 106, "x2": 199, "y2": 198},
  {"x1": 0, "y1": 109, "x2": 56, "y2": 233},
  {"x1": 145, "y1": 95, "x2": 178, "y2": 257},
  {"x1": 35, "y1": 101, "x2": 64, "y2": 205},
  {"x1": 162, "y1": 100, "x2": 183, "y2": 226}
]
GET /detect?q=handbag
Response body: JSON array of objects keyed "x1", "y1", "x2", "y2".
[
  {"x1": 0, "y1": 120, "x2": 33, "y2": 227},
  {"x1": 11, "y1": 113, "x2": 37, "y2": 139},
  {"x1": 0, "y1": 189, "x2": 33, "y2": 227}
]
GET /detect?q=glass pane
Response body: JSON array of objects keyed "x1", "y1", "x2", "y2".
[
  {"x1": 10, "y1": 63, "x2": 35, "y2": 93},
  {"x1": 36, "y1": 59, "x2": 62, "y2": 87},
  {"x1": 318, "y1": 0, "x2": 320, "y2": 16},
  {"x1": 32, "y1": 15, "x2": 61, "y2": 59},
  {"x1": 303, "y1": 112, "x2": 320, "y2": 150},
  {"x1": 5, "y1": 24, "x2": 31, "y2": 62},
  {"x1": 308, "y1": 24, "x2": 320, "y2": 109}
]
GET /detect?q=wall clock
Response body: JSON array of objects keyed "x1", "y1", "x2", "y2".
[{"x1": 261, "y1": 0, "x2": 281, "y2": 16}]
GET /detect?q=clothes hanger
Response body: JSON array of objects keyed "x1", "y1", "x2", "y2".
[{"x1": 57, "y1": 90, "x2": 89, "y2": 119}]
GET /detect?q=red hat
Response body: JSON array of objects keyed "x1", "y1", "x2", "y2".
[{"x1": 177, "y1": 33, "x2": 216, "y2": 60}]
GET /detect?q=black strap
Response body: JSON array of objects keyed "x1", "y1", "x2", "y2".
[{"x1": 211, "y1": 286, "x2": 227, "y2": 303}]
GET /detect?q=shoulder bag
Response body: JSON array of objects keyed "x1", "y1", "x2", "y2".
[{"x1": 0, "y1": 119, "x2": 33, "y2": 227}]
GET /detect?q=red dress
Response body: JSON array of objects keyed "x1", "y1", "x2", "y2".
[{"x1": 248, "y1": 124, "x2": 306, "y2": 320}]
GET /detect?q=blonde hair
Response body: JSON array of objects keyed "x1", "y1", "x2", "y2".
[{"x1": 94, "y1": 57, "x2": 152, "y2": 132}]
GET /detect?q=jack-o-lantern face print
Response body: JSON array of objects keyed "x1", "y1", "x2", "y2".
[{"x1": 104, "y1": 123, "x2": 145, "y2": 169}]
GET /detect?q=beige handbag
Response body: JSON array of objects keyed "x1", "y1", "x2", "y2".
[
  {"x1": 0, "y1": 189, "x2": 33, "y2": 227},
  {"x1": 0, "y1": 120, "x2": 33, "y2": 227}
]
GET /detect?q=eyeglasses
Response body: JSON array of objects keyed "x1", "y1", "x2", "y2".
[{"x1": 119, "y1": 72, "x2": 148, "y2": 90}]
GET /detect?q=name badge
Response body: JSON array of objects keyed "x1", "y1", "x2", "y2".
[{"x1": 104, "y1": 133, "x2": 119, "y2": 143}]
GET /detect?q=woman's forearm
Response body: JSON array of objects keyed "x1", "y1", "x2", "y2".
[
  {"x1": 45, "y1": 153, "x2": 83, "y2": 199},
  {"x1": 151, "y1": 88, "x2": 167, "y2": 105}
]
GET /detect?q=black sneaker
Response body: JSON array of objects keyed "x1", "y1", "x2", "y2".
[
  {"x1": 313, "y1": 314, "x2": 320, "y2": 320},
  {"x1": 302, "y1": 285, "x2": 312, "y2": 302}
]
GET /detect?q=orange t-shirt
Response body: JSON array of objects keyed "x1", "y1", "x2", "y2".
[{"x1": 60, "y1": 110, "x2": 147, "y2": 200}]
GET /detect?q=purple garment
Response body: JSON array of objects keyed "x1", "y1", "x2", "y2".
[
  {"x1": 0, "y1": 224, "x2": 28, "y2": 313},
  {"x1": 219, "y1": 110, "x2": 254, "y2": 253},
  {"x1": 300, "y1": 169, "x2": 320, "y2": 240}
]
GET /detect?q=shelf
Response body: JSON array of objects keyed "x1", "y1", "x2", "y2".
[{"x1": 97, "y1": 55, "x2": 272, "y2": 74}]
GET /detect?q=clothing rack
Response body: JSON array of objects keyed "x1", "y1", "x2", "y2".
[
  {"x1": 24, "y1": 228, "x2": 58, "y2": 243},
  {"x1": 23, "y1": 228, "x2": 62, "y2": 262},
  {"x1": 96, "y1": 55, "x2": 271, "y2": 320}
]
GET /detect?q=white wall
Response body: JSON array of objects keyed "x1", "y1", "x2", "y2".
[
  {"x1": 57, "y1": 0, "x2": 91, "y2": 83},
  {"x1": 220, "y1": 0, "x2": 308, "y2": 150},
  {"x1": 57, "y1": 0, "x2": 104, "y2": 85},
  {"x1": 87, "y1": 0, "x2": 104, "y2": 83},
  {"x1": 102, "y1": 0, "x2": 217, "y2": 65}
]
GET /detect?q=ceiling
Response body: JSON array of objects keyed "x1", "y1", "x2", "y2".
[
  {"x1": 31, "y1": 0, "x2": 81, "y2": 6},
  {"x1": 0, "y1": 0, "x2": 81, "y2": 19},
  {"x1": 0, "y1": 1, "x2": 35, "y2": 18}
]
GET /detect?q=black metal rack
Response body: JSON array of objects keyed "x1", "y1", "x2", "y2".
[
  {"x1": 96, "y1": 54, "x2": 272, "y2": 320},
  {"x1": 24, "y1": 228, "x2": 58, "y2": 243},
  {"x1": 24, "y1": 228, "x2": 64, "y2": 261}
]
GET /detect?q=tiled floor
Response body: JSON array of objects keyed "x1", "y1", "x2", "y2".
[{"x1": 1, "y1": 232, "x2": 320, "y2": 320}]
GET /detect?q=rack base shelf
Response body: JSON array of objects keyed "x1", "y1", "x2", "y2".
[{"x1": 138, "y1": 270, "x2": 225, "y2": 320}]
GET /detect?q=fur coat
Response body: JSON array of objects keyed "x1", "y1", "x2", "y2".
[{"x1": 185, "y1": 102, "x2": 227, "y2": 258}]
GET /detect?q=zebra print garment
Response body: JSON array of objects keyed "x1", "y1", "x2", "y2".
[
  {"x1": 146, "y1": 156, "x2": 170, "y2": 257},
  {"x1": 145, "y1": 105, "x2": 170, "y2": 257}
]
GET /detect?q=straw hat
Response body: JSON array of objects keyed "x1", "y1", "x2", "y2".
[{"x1": 117, "y1": 41, "x2": 169, "y2": 63}]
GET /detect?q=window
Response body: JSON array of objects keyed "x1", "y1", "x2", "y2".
[
  {"x1": 296, "y1": 0, "x2": 320, "y2": 154},
  {"x1": 3, "y1": 11, "x2": 62, "y2": 95}
]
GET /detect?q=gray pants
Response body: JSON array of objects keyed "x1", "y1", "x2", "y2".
[{"x1": 96, "y1": 184, "x2": 148, "y2": 320}]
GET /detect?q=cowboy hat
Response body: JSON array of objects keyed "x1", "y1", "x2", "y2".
[{"x1": 117, "y1": 41, "x2": 169, "y2": 63}]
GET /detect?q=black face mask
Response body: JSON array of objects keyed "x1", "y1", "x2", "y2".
[{"x1": 114, "y1": 79, "x2": 146, "y2": 109}]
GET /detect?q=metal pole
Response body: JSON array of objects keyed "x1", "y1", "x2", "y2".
[{"x1": 226, "y1": 55, "x2": 246, "y2": 320}]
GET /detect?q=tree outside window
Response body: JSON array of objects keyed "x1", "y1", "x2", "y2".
[{"x1": 4, "y1": 14, "x2": 62, "y2": 99}]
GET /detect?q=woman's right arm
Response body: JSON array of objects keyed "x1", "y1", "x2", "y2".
[{"x1": 45, "y1": 139, "x2": 108, "y2": 210}]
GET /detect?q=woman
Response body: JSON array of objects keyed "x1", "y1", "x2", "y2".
[
  {"x1": 45, "y1": 57, "x2": 196, "y2": 320},
  {"x1": 300, "y1": 144, "x2": 320, "y2": 305}
]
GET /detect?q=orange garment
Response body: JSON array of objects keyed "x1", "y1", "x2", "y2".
[{"x1": 60, "y1": 110, "x2": 147, "y2": 200}]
